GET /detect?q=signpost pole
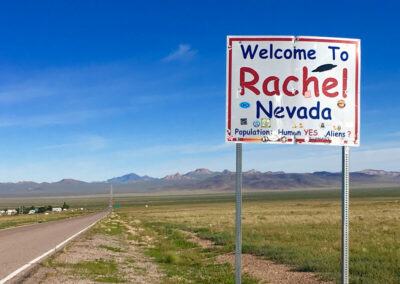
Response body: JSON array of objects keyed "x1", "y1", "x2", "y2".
[
  {"x1": 341, "y1": 146, "x2": 350, "y2": 284},
  {"x1": 235, "y1": 143, "x2": 242, "y2": 284}
]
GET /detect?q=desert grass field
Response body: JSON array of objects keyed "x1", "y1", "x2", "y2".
[
  {"x1": 3, "y1": 187, "x2": 400, "y2": 283},
  {"x1": 110, "y1": 187, "x2": 400, "y2": 283}
]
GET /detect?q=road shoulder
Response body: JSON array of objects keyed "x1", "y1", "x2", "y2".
[{"x1": 21, "y1": 213, "x2": 163, "y2": 284}]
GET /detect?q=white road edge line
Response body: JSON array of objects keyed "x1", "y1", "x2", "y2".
[{"x1": 0, "y1": 212, "x2": 108, "y2": 284}]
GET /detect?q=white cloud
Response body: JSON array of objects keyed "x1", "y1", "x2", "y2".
[
  {"x1": 40, "y1": 135, "x2": 108, "y2": 151},
  {"x1": 0, "y1": 87, "x2": 52, "y2": 104},
  {"x1": 116, "y1": 142, "x2": 231, "y2": 159},
  {"x1": 351, "y1": 146, "x2": 400, "y2": 171},
  {"x1": 0, "y1": 107, "x2": 132, "y2": 128},
  {"x1": 386, "y1": 131, "x2": 400, "y2": 137},
  {"x1": 242, "y1": 144, "x2": 400, "y2": 173},
  {"x1": 162, "y1": 44, "x2": 197, "y2": 62}
]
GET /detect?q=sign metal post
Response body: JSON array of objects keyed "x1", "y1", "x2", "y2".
[
  {"x1": 235, "y1": 143, "x2": 242, "y2": 284},
  {"x1": 342, "y1": 146, "x2": 350, "y2": 284}
]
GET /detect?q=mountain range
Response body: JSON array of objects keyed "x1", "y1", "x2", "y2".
[{"x1": 0, "y1": 169, "x2": 399, "y2": 197}]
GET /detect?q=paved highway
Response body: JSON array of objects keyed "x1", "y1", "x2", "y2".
[{"x1": 0, "y1": 210, "x2": 108, "y2": 283}]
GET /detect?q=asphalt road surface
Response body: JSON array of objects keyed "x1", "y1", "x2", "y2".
[{"x1": 0, "y1": 210, "x2": 108, "y2": 282}]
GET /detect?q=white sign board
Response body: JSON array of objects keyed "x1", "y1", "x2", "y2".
[{"x1": 226, "y1": 36, "x2": 360, "y2": 146}]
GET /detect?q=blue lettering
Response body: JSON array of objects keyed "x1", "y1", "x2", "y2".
[
  {"x1": 309, "y1": 102, "x2": 320, "y2": 119},
  {"x1": 256, "y1": 101, "x2": 332, "y2": 120},
  {"x1": 241, "y1": 44, "x2": 319, "y2": 60},
  {"x1": 241, "y1": 44, "x2": 258, "y2": 59},
  {"x1": 322, "y1": 108, "x2": 332, "y2": 120},
  {"x1": 286, "y1": 106, "x2": 297, "y2": 118},
  {"x1": 328, "y1": 46, "x2": 340, "y2": 60},
  {"x1": 256, "y1": 101, "x2": 272, "y2": 118},
  {"x1": 259, "y1": 48, "x2": 268, "y2": 59},
  {"x1": 340, "y1": 51, "x2": 348, "y2": 61},
  {"x1": 293, "y1": 49, "x2": 306, "y2": 60},
  {"x1": 297, "y1": 107, "x2": 308, "y2": 119},
  {"x1": 284, "y1": 49, "x2": 292, "y2": 59},
  {"x1": 270, "y1": 44, "x2": 274, "y2": 59},
  {"x1": 308, "y1": 49, "x2": 316, "y2": 59},
  {"x1": 275, "y1": 49, "x2": 283, "y2": 59},
  {"x1": 274, "y1": 107, "x2": 284, "y2": 118}
]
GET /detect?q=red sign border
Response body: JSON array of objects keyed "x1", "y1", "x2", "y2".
[{"x1": 226, "y1": 36, "x2": 360, "y2": 145}]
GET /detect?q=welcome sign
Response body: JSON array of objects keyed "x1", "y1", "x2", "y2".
[{"x1": 226, "y1": 36, "x2": 360, "y2": 146}]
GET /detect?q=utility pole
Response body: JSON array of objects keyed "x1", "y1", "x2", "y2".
[{"x1": 109, "y1": 185, "x2": 113, "y2": 210}]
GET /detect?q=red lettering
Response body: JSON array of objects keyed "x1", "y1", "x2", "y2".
[
  {"x1": 322, "y1": 78, "x2": 338, "y2": 97},
  {"x1": 304, "y1": 129, "x2": 318, "y2": 136},
  {"x1": 342, "y1": 68, "x2": 347, "y2": 98},
  {"x1": 239, "y1": 66, "x2": 347, "y2": 99},
  {"x1": 302, "y1": 67, "x2": 319, "y2": 97},
  {"x1": 262, "y1": 76, "x2": 280, "y2": 96},
  {"x1": 240, "y1": 67, "x2": 260, "y2": 95},
  {"x1": 282, "y1": 76, "x2": 299, "y2": 96}
]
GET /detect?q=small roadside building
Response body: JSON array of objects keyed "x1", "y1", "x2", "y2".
[{"x1": 7, "y1": 209, "x2": 17, "y2": 215}]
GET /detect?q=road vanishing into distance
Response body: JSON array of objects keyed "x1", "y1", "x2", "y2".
[{"x1": 0, "y1": 210, "x2": 109, "y2": 283}]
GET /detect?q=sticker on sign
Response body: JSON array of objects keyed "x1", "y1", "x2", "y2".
[{"x1": 226, "y1": 36, "x2": 360, "y2": 146}]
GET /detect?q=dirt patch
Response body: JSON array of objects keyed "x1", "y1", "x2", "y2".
[
  {"x1": 118, "y1": 217, "x2": 155, "y2": 248},
  {"x1": 22, "y1": 215, "x2": 163, "y2": 284},
  {"x1": 217, "y1": 253, "x2": 333, "y2": 284},
  {"x1": 182, "y1": 230, "x2": 333, "y2": 284},
  {"x1": 179, "y1": 230, "x2": 215, "y2": 249}
]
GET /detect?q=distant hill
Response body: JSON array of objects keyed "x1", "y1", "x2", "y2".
[
  {"x1": 156, "y1": 170, "x2": 400, "y2": 192},
  {"x1": 0, "y1": 169, "x2": 399, "y2": 197},
  {"x1": 161, "y1": 168, "x2": 219, "y2": 181},
  {"x1": 359, "y1": 169, "x2": 400, "y2": 177},
  {"x1": 162, "y1": 173, "x2": 192, "y2": 181},
  {"x1": 183, "y1": 168, "x2": 219, "y2": 179},
  {"x1": 55, "y1": 179, "x2": 87, "y2": 184},
  {"x1": 107, "y1": 173, "x2": 156, "y2": 183}
]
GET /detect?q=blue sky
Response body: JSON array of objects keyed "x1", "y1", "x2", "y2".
[{"x1": 0, "y1": 0, "x2": 399, "y2": 182}]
